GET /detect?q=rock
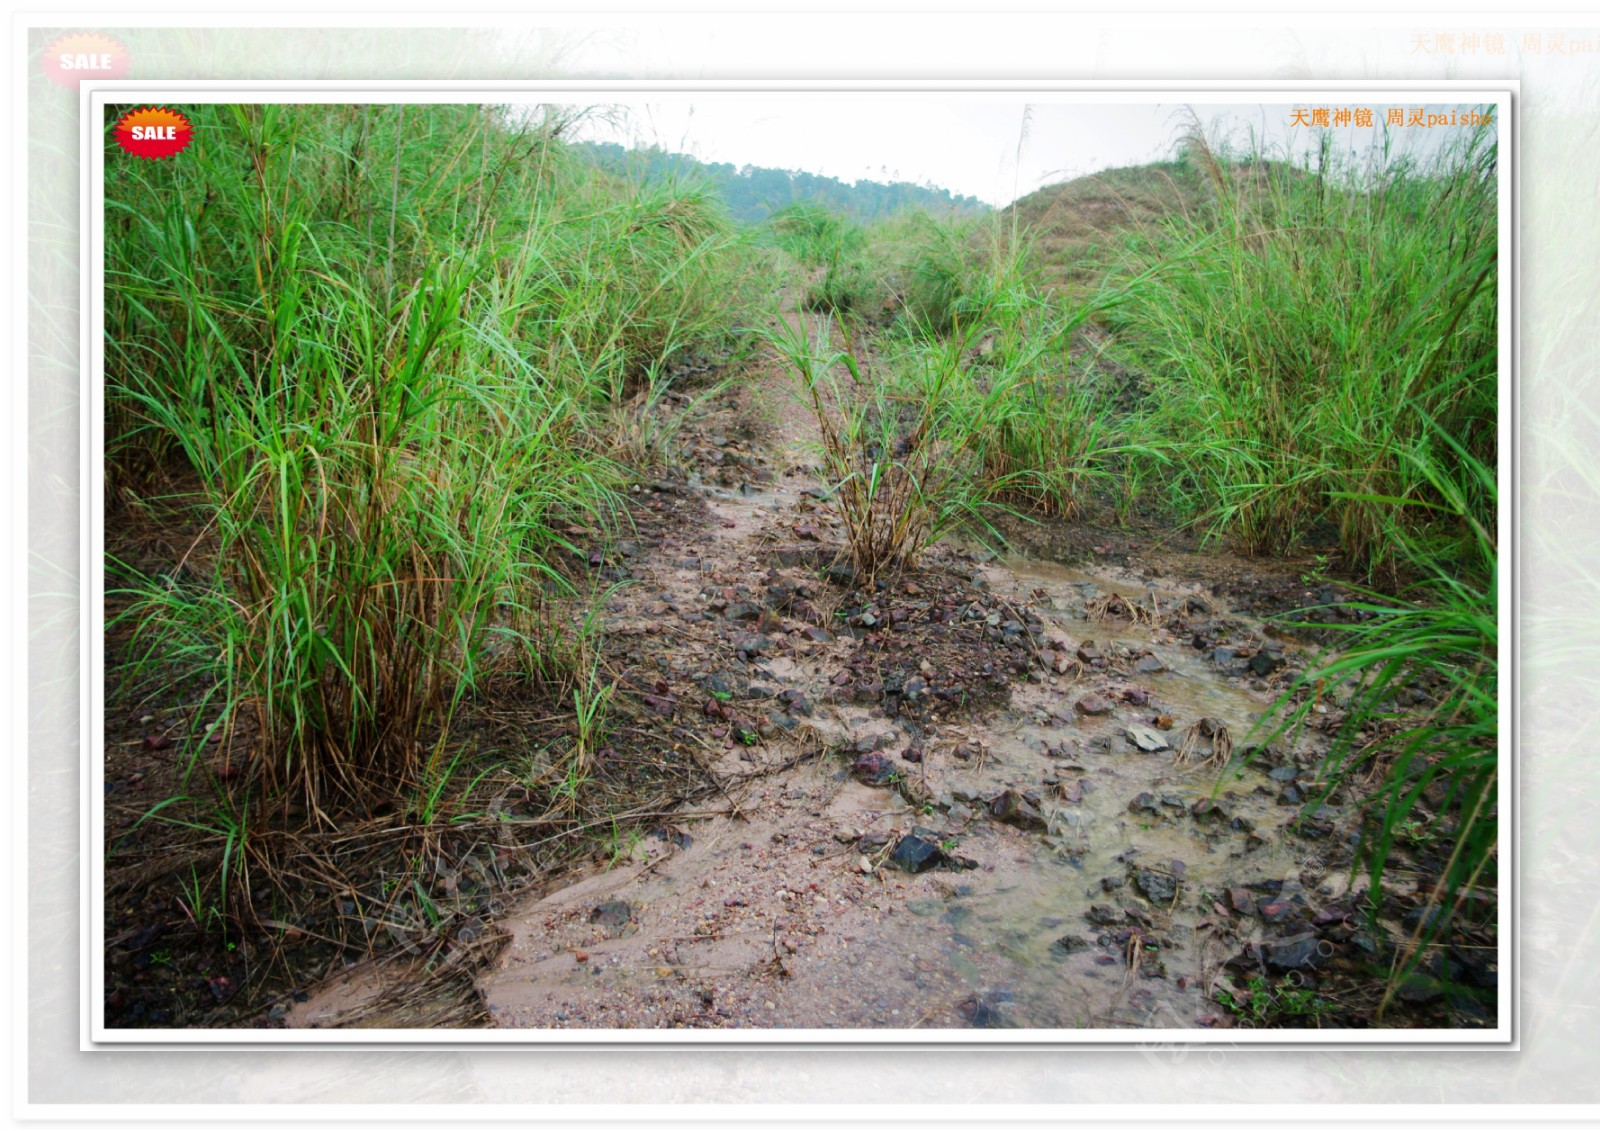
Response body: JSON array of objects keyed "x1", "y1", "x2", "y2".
[
  {"x1": 1134, "y1": 655, "x2": 1166, "y2": 674},
  {"x1": 1074, "y1": 692, "x2": 1113, "y2": 717},
  {"x1": 990, "y1": 789, "x2": 1049, "y2": 831},
  {"x1": 887, "y1": 835, "x2": 944, "y2": 874},
  {"x1": 1261, "y1": 934, "x2": 1327, "y2": 972},
  {"x1": 1077, "y1": 644, "x2": 1104, "y2": 664},
  {"x1": 901, "y1": 746, "x2": 923, "y2": 763},
  {"x1": 1395, "y1": 973, "x2": 1443, "y2": 1003},
  {"x1": 1134, "y1": 869, "x2": 1179, "y2": 904},
  {"x1": 853, "y1": 751, "x2": 898, "y2": 785},
  {"x1": 733, "y1": 632, "x2": 772, "y2": 657},
  {"x1": 1213, "y1": 646, "x2": 1239, "y2": 668},
  {"x1": 1268, "y1": 765, "x2": 1301, "y2": 783},
  {"x1": 589, "y1": 900, "x2": 633, "y2": 928},
  {"x1": 1128, "y1": 792, "x2": 1162, "y2": 816},
  {"x1": 1051, "y1": 934, "x2": 1092, "y2": 956},
  {"x1": 825, "y1": 564, "x2": 857, "y2": 588},
  {"x1": 1191, "y1": 798, "x2": 1231, "y2": 823},
  {"x1": 1085, "y1": 904, "x2": 1124, "y2": 926},
  {"x1": 1125, "y1": 724, "x2": 1169, "y2": 753},
  {"x1": 1257, "y1": 900, "x2": 1300, "y2": 925},
  {"x1": 959, "y1": 989, "x2": 1014, "y2": 1028},
  {"x1": 1248, "y1": 651, "x2": 1282, "y2": 676}
]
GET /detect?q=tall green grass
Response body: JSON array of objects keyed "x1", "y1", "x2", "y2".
[
  {"x1": 1105, "y1": 122, "x2": 1498, "y2": 578},
  {"x1": 1255, "y1": 433, "x2": 1497, "y2": 1010},
  {"x1": 105, "y1": 103, "x2": 758, "y2": 827},
  {"x1": 759, "y1": 312, "x2": 1028, "y2": 581},
  {"x1": 765, "y1": 202, "x2": 876, "y2": 314}
]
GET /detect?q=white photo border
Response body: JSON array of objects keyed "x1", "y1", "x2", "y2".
[{"x1": 82, "y1": 78, "x2": 1517, "y2": 1052}]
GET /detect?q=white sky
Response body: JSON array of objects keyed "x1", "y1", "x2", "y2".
[{"x1": 566, "y1": 96, "x2": 1482, "y2": 208}]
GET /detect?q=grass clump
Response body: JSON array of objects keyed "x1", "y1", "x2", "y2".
[
  {"x1": 759, "y1": 313, "x2": 1032, "y2": 583},
  {"x1": 1105, "y1": 120, "x2": 1498, "y2": 578},
  {"x1": 766, "y1": 202, "x2": 877, "y2": 314},
  {"x1": 104, "y1": 104, "x2": 756, "y2": 856},
  {"x1": 1257, "y1": 435, "x2": 1498, "y2": 1014}
]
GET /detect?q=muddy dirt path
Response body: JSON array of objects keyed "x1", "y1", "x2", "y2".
[{"x1": 459, "y1": 316, "x2": 1358, "y2": 1033}]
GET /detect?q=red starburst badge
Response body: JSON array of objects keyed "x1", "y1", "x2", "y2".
[
  {"x1": 42, "y1": 33, "x2": 131, "y2": 88},
  {"x1": 113, "y1": 107, "x2": 193, "y2": 161}
]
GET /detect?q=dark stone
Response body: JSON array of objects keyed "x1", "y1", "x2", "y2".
[
  {"x1": 888, "y1": 835, "x2": 944, "y2": 874},
  {"x1": 1257, "y1": 900, "x2": 1301, "y2": 925},
  {"x1": 1261, "y1": 934, "x2": 1327, "y2": 972},
  {"x1": 1051, "y1": 934, "x2": 1092, "y2": 956},
  {"x1": 733, "y1": 632, "x2": 772, "y2": 656},
  {"x1": 853, "y1": 751, "x2": 898, "y2": 785},
  {"x1": 1134, "y1": 655, "x2": 1166, "y2": 674},
  {"x1": 959, "y1": 989, "x2": 1014, "y2": 1028},
  {"x1": 901, "y1": 746, "x2": 924, "y2": 764},
  {"x1": 990, "y1": 789, "x2": 1049, "y2": 830},
  {"x1": 1396, "y1": 973, "x2": 1444, "y2": 1003},
  {"x1": 1086, "y1": 905, "x2": 1125, "y2": 926},
  {"x1": 778, "y1": 689, "x2": 813, "y2": 716},
  {"x1": 589, "y1": 900, "x2": 633, "y2": 928},
  {"x1": 1269, "y1": 765, "x2": 1301, "y2": 783},
  {"x1": 1127, "y1": 792, "x2": 1162, "y2": 816},
  {"x1": 1191, "y1": 798, "x2": 1231, "y2": 823},
  {"x1": 1074, "y1": 692, "x2": 1114, "y2": 717},
  {"x1": 1134, "y1": 869, "x2": 1179, "y2": 904},
  {"x1": 1248, "y1": 651, "x2": 1282, "y2": 676}
]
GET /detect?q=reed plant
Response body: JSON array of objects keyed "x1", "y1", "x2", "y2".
[
  {"x1": 1104, "y1": 120, "x2": 1499, "y2": 579},
  {"x1": 105, "y1": 103, "x2": 756, "y2": 835}
]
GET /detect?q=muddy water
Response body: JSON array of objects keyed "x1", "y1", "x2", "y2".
[{"x1": 472, "y1": 527, "x2": 1325, "y2": 1032}]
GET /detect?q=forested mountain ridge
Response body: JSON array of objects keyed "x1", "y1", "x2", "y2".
[{"x1": 573, "y1": 140, "x2": 991, "y2": 224}]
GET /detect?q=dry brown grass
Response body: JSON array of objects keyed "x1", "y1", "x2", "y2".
[{"x1": 1174, "y1": 716, "x2": 1234, "y2": 770}]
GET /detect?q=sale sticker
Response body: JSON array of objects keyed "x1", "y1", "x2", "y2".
[
  {"x1": 42, "y1": 32, "x2": 131, "y2": 87},
  {"x1": 113, "y1": 107, "x2": 193, "y2": 161}
]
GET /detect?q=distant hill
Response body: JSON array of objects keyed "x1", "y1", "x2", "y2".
[
  {"x1": 1005, "y1": 152, "x2": 1314, "y2": 287},
  {"x1": 572, "y1": 141, "x2": 991, "y2": 226},
  {"x1": 1005, "y1": 159, "x2": 1210, "y2": 271}
]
